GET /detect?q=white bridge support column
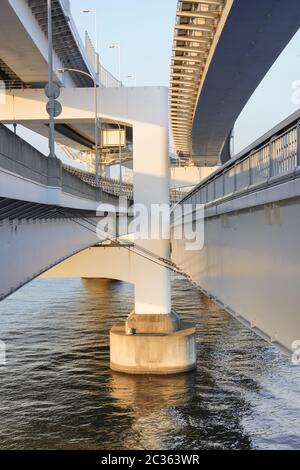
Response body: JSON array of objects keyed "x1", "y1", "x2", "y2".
[
  {"x1": 110, "y1": 94, "x2": 196, "y2": 375},
  {"x1": 132, "y1": 122, "x2": 171, "y2": 315}
]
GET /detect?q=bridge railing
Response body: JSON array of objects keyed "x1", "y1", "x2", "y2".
[
  {"x1": 180, "y1": 117, "x2": 300, "y2": 207},
  {"x1": 170, "y1": 186, "x2": 195, "y2": 204},
  {"x1": 63, "y1": 165, "x2": 194, "y2": 204},
  {"x1": 85, "y1": 31, "x2": 122, "y2": 88},
  {"x1": 63, "y1": 165, "x2": 134, "y2": 199},
  {"x1": 0, "y1": 124, "x2": 122, "y2": 204}
]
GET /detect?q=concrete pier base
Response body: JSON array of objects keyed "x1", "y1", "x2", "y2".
[
  {"x1": 110, "y1": 318, "x2": 197, "y2": 375},
  {"x1": 126, "y1": 310, "x2": 181, "y2": 334}
]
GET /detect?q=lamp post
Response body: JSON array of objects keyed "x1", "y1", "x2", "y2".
[
  {"x1": 57, "y1": 68, "x2": 101, "y2": 186},
  {"x1": 81, "y1": 8, "x2": 98, "y2": 72},
  {"x1": 108, "y1": 44, "x2": 121, "y2": 82},
  {"x1": 47, "y1": 0, "x2": 55, "y2": 158},
  {"x1": 113, "y1": 122, "x2": 123, "y2": 196},
  {"x1": 230, "y1": 127, "x2": 235, "y2": 157},
  {"x1": 105, "y1": 121, "x2": 124, "y2": 195}
]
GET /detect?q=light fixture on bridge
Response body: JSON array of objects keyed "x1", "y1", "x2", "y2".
[
  {"x1": 57, "y1": 67, "x2": 101, "y2": 187},
  {"x1": 81, "y1": 9, "x2": 98, "y2": 52}
]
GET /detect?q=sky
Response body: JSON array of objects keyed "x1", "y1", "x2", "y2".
[
  {"x1": 234, "y1": 28, "x2": 300, "y2": 152},
  {"x1": 14, "y1": 0, "x2": 300, "y2": 158},
  {"x1": 70, "y1": 0, "x2": 177, "y2": 88}
]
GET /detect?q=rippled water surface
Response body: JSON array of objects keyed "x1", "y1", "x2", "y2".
[{"x1": 0, "y1": 276, "x2": 299, "y2": 450}]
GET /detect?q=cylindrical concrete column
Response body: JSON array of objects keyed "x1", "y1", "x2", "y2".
[{"x1": 132, "y1": 122, "x2": 171, "y2": 315}]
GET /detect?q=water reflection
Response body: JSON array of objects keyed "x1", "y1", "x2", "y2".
[
  {"x1": 109, "y1": 372, "x2": 191, "y2": 410},
  {"x1": 109, "y1": 372, "x2": 192, "y2": 450},
  {"x1": 0, "y1": 277, "x2": 298, "y2": 450},
  {"x1": 108, "y1": 369, "x2": 252, "y2": 450}
]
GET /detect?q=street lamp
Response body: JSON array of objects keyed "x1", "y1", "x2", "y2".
[
  {"x1": 112, "y1": 121, "x2": 124, "y2": 196},
  {"x1": 103, "y1": 121, "x2": 124, "y2": 195},
  {"x1": 127, "y1": 74, "x2": 137, "y2": 87},
  {"x1": 47, "y1": 0, "x2": 55, "y2": 158},
  {"x1": 108, "y1": 44, "x2": 121, "y2": 82},
  {"x1": 81, "y1": 9, "x2": 98, "y2": 71},
  {"x1": 57, "y1": 67, "x2": 101, "y2": 186},
  {"x1": 230, "y1": 127, "x2": 235, "y2": 157}
]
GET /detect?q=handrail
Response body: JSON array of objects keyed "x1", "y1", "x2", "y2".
[
  {"x1": 63, "y1": 164, "x2": 193, "y2": 204},
  {"x1": 179, "y1": 116, "x2": 300, "y2": 207},
  {"x1": 63, "y1": 165, "x2": 133, "y2": 199}
]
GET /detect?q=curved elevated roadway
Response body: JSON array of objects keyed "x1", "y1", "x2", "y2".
[{"x1": 170, "y1": 0, "x2": 300, "y2": 165}]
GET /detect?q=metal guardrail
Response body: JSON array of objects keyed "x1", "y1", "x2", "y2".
[
  {"x1": 180, "y1": 118, "x2": 300, "y2": 207},
  {"x1": 63, "y1": 165, "x2": 193, "y2": 204},
  {"x1": 63, "y1": 165, "x2": 133, "y2": 199},
  {"x1": 99, "y1": 64, "x2": 122, "y2": 88},
  {"x1": 170, "y1": 186, "x2": 195, "y2": 204},
  {"x1": 0, "y1": 80, "x2": 26, "y2": 90},
  {"x1": 85, "y1": 31, "x2": 122, "y2": 88}
]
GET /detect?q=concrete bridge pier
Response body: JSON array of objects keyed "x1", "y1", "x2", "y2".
[
  {"x1": 0, "y1": 83, "x2": 197, "y2": 373},
  {"x1": 110, "y1": 120, "x2": 197, "y2": 375}
]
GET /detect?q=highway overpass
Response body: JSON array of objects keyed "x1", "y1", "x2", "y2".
[{"x1": 170, "y1": 0, "x2": 300, "y2": 165}]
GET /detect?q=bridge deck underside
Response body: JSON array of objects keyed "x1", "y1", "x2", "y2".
[
  {"x1": 171, "y1": 0, "x2": 300, "y2": 165},
  {"x1": 0, "y1": 197, "x2": 99, "y2": 221}
]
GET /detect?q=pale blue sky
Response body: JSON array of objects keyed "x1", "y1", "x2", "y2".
[
  {"x1": 234, "y1": 28, "x2": 300, "y2": 152},
  {"x1": 70, "y1": 0, "x2": 177, "y2": 87}
]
